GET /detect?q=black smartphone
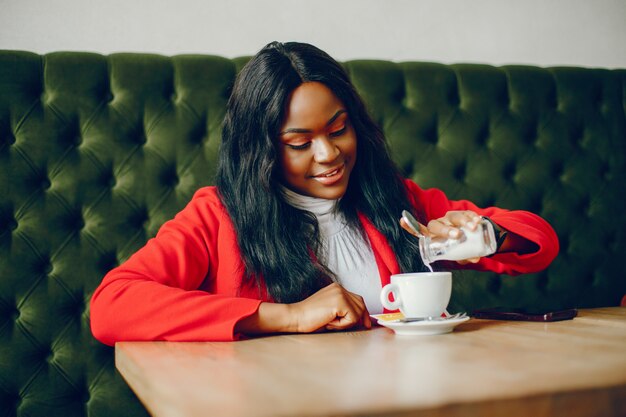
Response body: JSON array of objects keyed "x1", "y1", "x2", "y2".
[{"x1": 471, "y1": 307, "x2": 578, "y2": 322}]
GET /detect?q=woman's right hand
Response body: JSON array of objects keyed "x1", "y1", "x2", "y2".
[
  {"x1": 288, "y1": 283, "x2": 372, "y2": 333},
  {"x1": 235, "y1": 283, "x2": 371, "y2": 335}
]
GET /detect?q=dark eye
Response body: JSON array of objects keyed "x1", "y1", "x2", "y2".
[
  {"x1": 329, "y1": 126, "x2": 347, "y2": 137},
  {"x1": 287, "y1": 142, "x2": 311, "y2": 150}
]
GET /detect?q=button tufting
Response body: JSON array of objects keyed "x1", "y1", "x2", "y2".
[
  {"x1": 11, "y1": 306, "x2": 20, "y2": 321},
  {"x1": 525, "y1": 125, "x2": 538, "y2": 144},
  {"x1": 73, "y1": 297, "x2": 85, "y2": 317},
  {"x1": 43, "y1": 347, "x2": 54, "y2": 363},
  {"x1": 10, "y1": 392, "x2": 21, "y2": 408},
  {"x1": 7, "y1": 133, "x2": 16, "y2": 145},
  {"x1": 97, "y1": 252, "x2": 119, "y2": 274},
  {"x1": 101, "y1": 171, "x2": 116, "y2": 188},
  {"x1": 476, "y1": 124, "x2": 489, "y2": 146},
  {"x1": 161, "y1": 168, "x2": 179, "y2": 187},
  {"x1": 498, "y1": 89, "x2": 510, "y2": 108},
  {"x1": 447, "y1": 88, "x2": 460, "y2": 107},
  {"x1": 547, "y1": 90, "x2": 558, "y2": 110},
  {"x1": 503, "y1": 163, "x2": 516, "y2": 182},
  {"x1": 422, "y1": 122, "x2": 438, "y2": 145},
  {"x1": 190, "y1": 133, "x2": 205, "y2": 145},
  {"x1": 37, "y1": 256, "x2": 53, "y2": 275},
  {"x1": 453, "y1": 163, "x2": 466, "y2": 182},
  {"x1": 164, "y1": 174, "x2": 180, "y2": 187},
  {"x1": 128, "y1": 209, "x2": 148, "y2": 229},
  {"x1": 570, "y1": 126, "x2": 584, "y2": 143},
  {"x1": 189, "y1": 122, "x2": 207, "y2": 144},
  {"x1": 41, "y1": 178, "x2": 52, "y2": 190},
  {"x1": 552, "y1": 163, "x2": 564, "y2": 180},
  {"x1": 72, "y1": 216, "x2": 85, "y2": 231},
  {"x1": 2, "y1": 216, "x2": 18, "y2": 232}
]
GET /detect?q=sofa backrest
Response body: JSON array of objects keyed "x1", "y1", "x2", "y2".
[{"x1": 1, "y1": 51, "x2": 625, "y2": 417}]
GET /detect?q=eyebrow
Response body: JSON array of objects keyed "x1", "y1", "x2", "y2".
[{"x1": 279, "y1": 109, "x2": 347, "y2": 135}]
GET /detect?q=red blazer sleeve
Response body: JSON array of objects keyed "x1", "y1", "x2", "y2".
[
  {"x1": 89, "y1": 187, "x2": 262, "y2": 345},
  {"x1": 404, "y1": 179, "x2": 559, "y2": 275}
]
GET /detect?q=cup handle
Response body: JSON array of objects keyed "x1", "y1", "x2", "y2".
[{"x1": 380, "y1": 283, "x2": 402, "y2": 311}]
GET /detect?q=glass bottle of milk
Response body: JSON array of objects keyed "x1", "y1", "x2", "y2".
[
  {"x1": 418, "y1": 218, "x2": 498, "y2": 271},
  {"x1": 402, "y1": 211, "x2": 499, "y2": 271}
]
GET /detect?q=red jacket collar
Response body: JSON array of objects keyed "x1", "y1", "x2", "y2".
[{"x1": 357, "y1": 212, "x2": 401, "y2": 288}]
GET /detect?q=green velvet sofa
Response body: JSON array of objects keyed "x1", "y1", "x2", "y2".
[{"x1": 1, "y1": 51, "x2": 625, "y2": 417}]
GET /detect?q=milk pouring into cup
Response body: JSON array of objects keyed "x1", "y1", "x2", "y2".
[
  {"x1": 378, "y1": 212, "x2": 497, "y2": 320},
  {"x1": 401, "y1": 210, "x2": 498, "y2": 271}
]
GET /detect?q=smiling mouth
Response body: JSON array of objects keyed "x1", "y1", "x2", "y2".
[
  {"x1": 311, "y1": 164, "x2": 345, "y2": 185},
  {"x1": 316, "y1": 166, "x2": 342, "y2": 177}
]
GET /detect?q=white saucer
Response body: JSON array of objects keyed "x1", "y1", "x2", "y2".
[{"x1": 371, "y1": 315, "x2": 470, "y2": 336}]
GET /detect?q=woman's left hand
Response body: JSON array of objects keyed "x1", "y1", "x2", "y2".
[
  {"x1": 400, "y1": 210, "x2": 483, "y2": 264},
  {"x1": 426, "y1": 210, "x2": 482, "y2": 264}
]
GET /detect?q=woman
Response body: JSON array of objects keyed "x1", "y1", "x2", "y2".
[{"x1": 90, "y1": 42, "x2": 558, "y2": 345}]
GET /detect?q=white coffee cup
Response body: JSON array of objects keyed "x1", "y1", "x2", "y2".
[{"x1": 380, "y1": 272, "x2": 452, "y2": 318}]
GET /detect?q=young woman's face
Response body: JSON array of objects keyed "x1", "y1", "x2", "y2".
[{"x1": 278, "y1": 82, "x2": 357, "y2": 200}]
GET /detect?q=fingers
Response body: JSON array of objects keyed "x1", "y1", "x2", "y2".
[
  {"x1": 428, "y1": 210, "x2": 484, "y2": 264},
  {"x1": 456, "y1": 257, "x2": 481, "y2": 265},
  {"x1": 294, "y1": 283, "x2": 371, "y2": 333},
  {"x1": 427, "y1": 218, "x2": 462, "y2": 239},
  {"x1": 447, "y1": 210, "x2": 481, "y2": 231},
  {"x1": 346, "y1": 290, "x2": 371, "y2": 328},
  {"x1": 399, "y1": 218, "x2": 419, "y2": 236},
  {"x1": 400, "y1": 217, "x2": 431, "y2": 237},
  {"x1": 427, "y1": 210, "x2": 481, "y2": 238},
  {"x1": 325, "y1": 287, "x2": 371, "y2": 331},
  {"x1": 328, "y1": 285, "x2": 370, "y2": 330}
]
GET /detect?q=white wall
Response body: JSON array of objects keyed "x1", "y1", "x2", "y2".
[{"x1": 1, "y1": 0, "x2": 625, "y2": 68}]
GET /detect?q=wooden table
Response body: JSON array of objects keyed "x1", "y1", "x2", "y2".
[{"x1": 116, "y1": 307, "x2": 626, "y2": 417}]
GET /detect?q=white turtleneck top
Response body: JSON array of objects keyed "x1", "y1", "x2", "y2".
[{"x1": 281, "y1": 187, "x2": 384, "y2": 314}]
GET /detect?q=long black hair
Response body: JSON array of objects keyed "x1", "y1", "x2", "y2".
[{"x1": 217, "y1": 41, "x2": 425, "y2": 303}]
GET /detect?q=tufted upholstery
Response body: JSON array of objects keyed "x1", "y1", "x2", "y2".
[{"x1": 1, "y1": 51, "x2": 625, "y2": 417}]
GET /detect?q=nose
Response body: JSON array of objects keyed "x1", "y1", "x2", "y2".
[{"x1": 312, "y1": 136, "x2": 340, "y2": 163}]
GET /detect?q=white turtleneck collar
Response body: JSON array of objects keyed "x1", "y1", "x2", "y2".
[
  {"x1": 281, "y1": 186, "x2": 347, "y2": 237},
  {"x1": 281, "y1": 186, "x2": 336, "y2": 214}
]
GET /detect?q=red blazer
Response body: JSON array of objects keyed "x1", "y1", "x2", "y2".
[{"x1": 90, "y1": 180, "x2": 559, "y2": 345}]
